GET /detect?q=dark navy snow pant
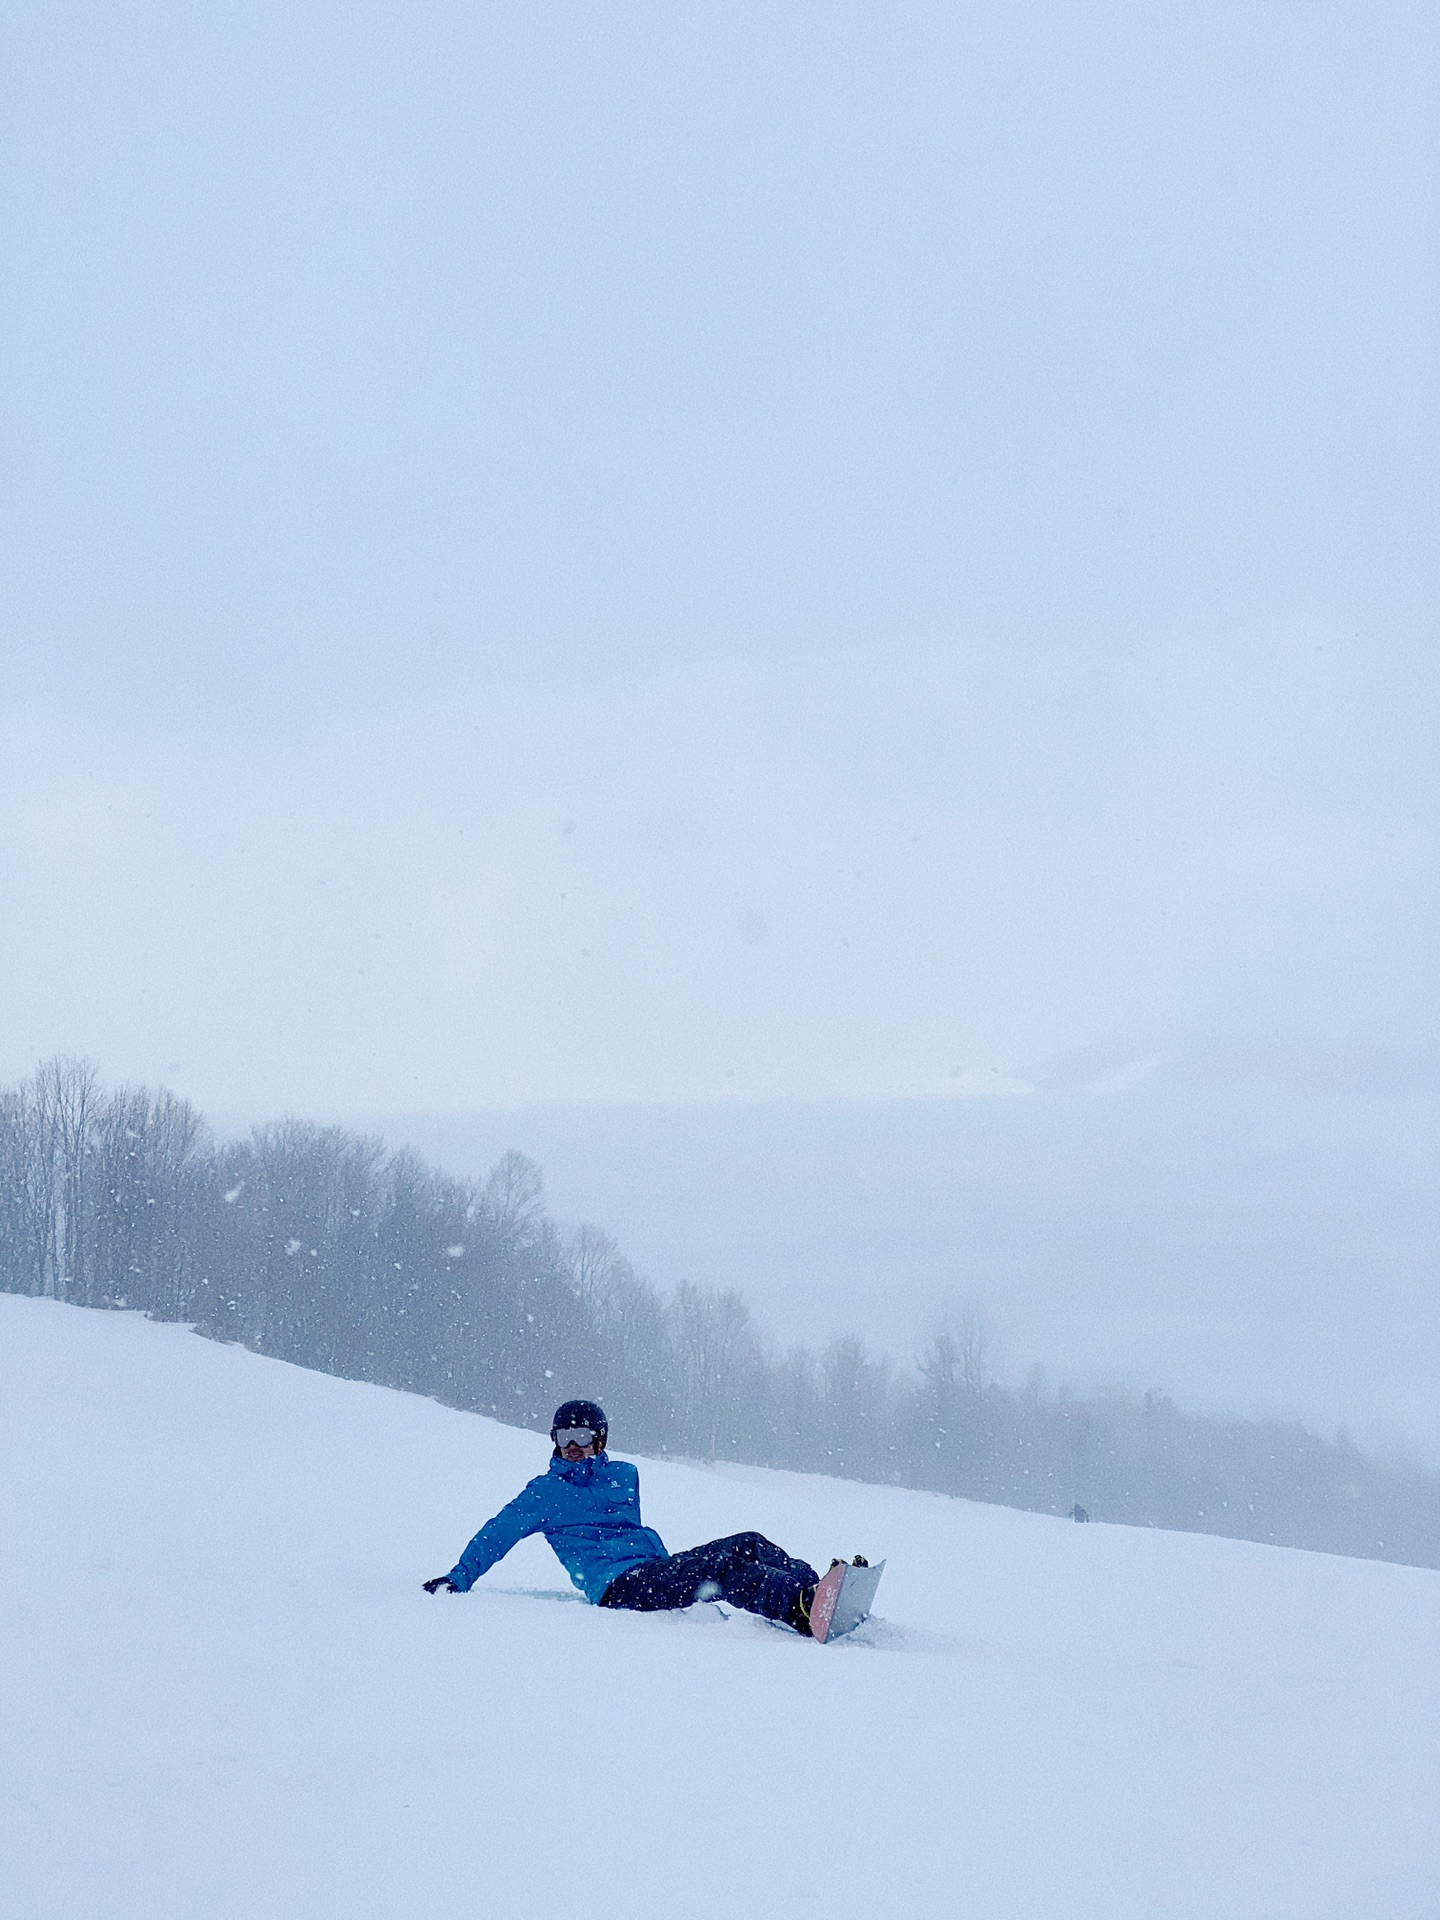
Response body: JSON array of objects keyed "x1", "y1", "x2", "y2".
[{"x1": 599, "y1": 1532, "x2": 820, "y2": 1623}]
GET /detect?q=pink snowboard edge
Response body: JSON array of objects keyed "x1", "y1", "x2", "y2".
[{"x1": 808, "y1": 1560, "x2": 847, "y2": 1643}]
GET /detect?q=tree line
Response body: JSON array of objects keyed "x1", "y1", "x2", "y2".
[{"x1": 3, "y1": 1057, "x2": 1437, "y2": 1569}]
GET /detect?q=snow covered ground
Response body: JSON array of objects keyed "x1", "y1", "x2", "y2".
[{"x1": 3, "y1": 1296, "x2": 1437, "y2": 1919}]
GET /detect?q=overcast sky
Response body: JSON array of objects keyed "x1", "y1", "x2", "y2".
[
  {"x1": 4, "y1": 0, "x2": 1434, "y2": 1119},
  {"x1": 5, "y1": 1, "x2": 1436, "y2": 1450}
]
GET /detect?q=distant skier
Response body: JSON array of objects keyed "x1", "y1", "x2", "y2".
[{"x1": 423, "y1": 1399, "x2": 825, "y2": 1635}]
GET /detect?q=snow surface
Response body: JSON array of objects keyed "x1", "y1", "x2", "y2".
[{"x1": 3, "y1": 1296, "x2": 1437, "y2": 1920}]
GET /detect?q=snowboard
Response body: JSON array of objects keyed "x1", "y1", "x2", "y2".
[{"x1": 809, "y1": 1556, "x2": 884, "y2": 1643}]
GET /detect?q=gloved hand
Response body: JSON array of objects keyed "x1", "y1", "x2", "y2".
[{"x1": 423, "y1": 1576, "x2": 458, "y2": 1594}]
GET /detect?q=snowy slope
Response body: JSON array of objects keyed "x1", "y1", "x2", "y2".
[{"x1": 2, "y1": 1296, "x2": 1437, "y2": 1920}]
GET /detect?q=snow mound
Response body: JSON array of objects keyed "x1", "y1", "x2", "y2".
[{"x1": 2, "y1": 1294, "x2": 1436, "y2": 1919}]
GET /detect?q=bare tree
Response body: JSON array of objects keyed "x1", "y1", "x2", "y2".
[
  {"x1": 670, "y1": 1281, "x2": 762, "y2": 1459},
  {"x1": 958, "y1": 1308, "x2": 991, "y2": 1396},
  {"x1": 916, "y1": 1306, "x2": 993, "y2": 1492},
  {"x1": 0, "y1": 1081, "x2": 55, "y2": 1292},
  {"x1": 567, "y1": 1223, "x2": 632, "y2": 1309},
  {"x1": 482, "y1": 1150, "x2": 546, "y2": 1242},
  {"x1": 88, "y1": 1084, "x2": 207, "y2": 1312},
  {"x1": 33, "y1": 1057, "x2": 97, "y2": 1298}
]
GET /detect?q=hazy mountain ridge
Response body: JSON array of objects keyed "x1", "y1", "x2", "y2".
[{"x1": 6, "y1": 1058, "x2": 1439, "y2": 1568}]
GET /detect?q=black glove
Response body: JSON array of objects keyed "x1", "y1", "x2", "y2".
[{"x1": 423, "y1": 1576, "x2": 457, "y2": 1594}]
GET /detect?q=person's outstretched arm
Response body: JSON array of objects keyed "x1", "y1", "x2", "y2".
[{"x1": 426, "y1": 1478, "x2": 550, "y2": 1593}]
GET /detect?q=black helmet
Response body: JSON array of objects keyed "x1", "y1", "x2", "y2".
[{"x1": 550, "y1": 1398, "x2": 607, "y2": 1448}]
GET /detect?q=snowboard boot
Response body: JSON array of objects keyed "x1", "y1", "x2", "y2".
[{"x1": 785, "y1": 1583, "x2": 816, "y2": 1637}]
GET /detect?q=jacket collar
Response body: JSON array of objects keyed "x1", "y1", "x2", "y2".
[{"x1": 549, "y1": 1449, "x2": 609, "y2": 1483}]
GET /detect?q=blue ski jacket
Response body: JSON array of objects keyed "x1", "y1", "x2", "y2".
[{"x1": 445, "y1": 1452, "x2": 668, "y2": 1603}]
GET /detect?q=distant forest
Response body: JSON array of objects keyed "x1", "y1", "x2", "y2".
[{"x1": 4, "y1": 1058, "x2": 1437, "y2": 1569}]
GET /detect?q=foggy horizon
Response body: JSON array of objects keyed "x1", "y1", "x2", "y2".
[{"x1": 201, "y1": 1034, "x2": 1440, "y2": 1467}]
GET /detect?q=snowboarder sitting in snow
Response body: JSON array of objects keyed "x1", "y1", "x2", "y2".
[{"x1": 423, "y1": 1399, "x2": 824, "y2": 1635}]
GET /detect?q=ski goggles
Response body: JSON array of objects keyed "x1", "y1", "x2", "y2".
[{"x1": 553, "y1": 1427, "x2": 598, "y2": 1449}]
